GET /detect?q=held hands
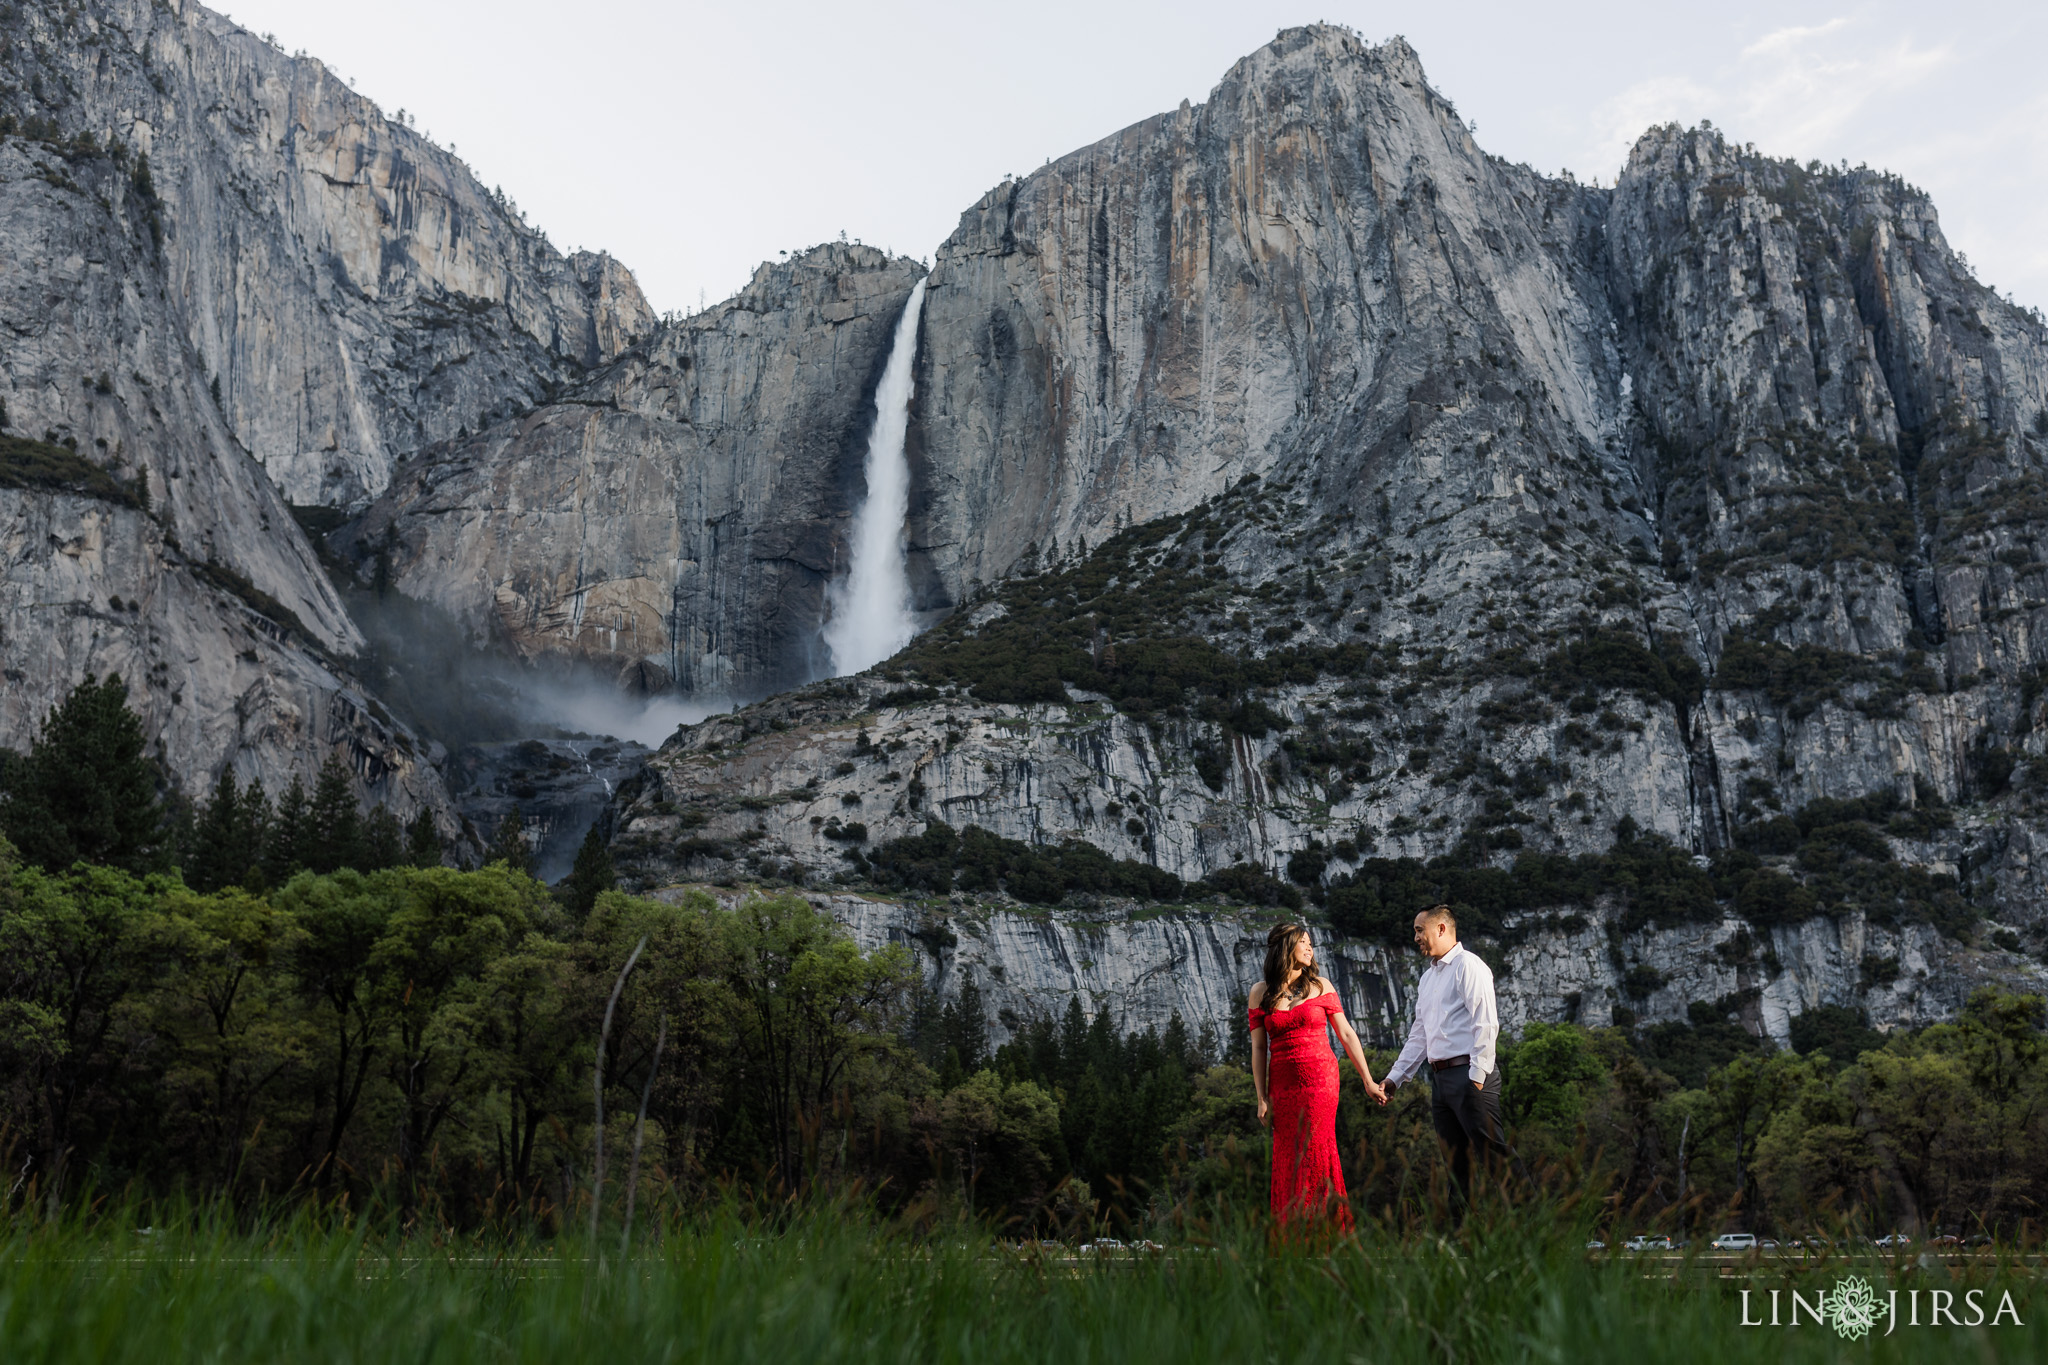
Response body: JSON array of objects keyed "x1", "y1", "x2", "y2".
[{"x1": 1365, "y1": 1078, "x2": 1389, "y2": 1106}]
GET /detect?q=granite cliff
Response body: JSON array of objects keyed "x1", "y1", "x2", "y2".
[
  {"x1": 8, "y1": 10, "x2": 2047, "y2": 1049},
  {"x1": 579, "y1": 28, "x2": 2048, "y2": 1043},
  {"x1": 340, "y1": 245, "x2": 925, "y2": 697},
  {"x1": 0, "y1": 0, "x2": 648, "y2": 818}
]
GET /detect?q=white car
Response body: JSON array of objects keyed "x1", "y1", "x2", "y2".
[
  {"x1": 1711, "y1": 1233, "x2": 1758, "y2": 1251},
  {"x1": 1622, "y1": 1235, "x2": 1673, "y2": 1252},
  {"x1": 1875, "y1": 1233, "x2": 1913, "y2": 1248},
  {"x1": 1585, "y1": 1239, "x2": 1607, "y2": 1250}
]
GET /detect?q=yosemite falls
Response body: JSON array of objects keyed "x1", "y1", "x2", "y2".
[{"x1": 825, "y1": 278, "x2": 928, "y2": 677}]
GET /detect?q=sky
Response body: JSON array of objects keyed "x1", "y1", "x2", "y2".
[{"x1": 215, "y1": 1, "x2": 2048, "y2": 317}]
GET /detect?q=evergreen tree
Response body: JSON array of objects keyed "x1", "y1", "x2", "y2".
[
  {"x1": 186, "y1": 769, "x2": 270, "y2": 892},
  {"x1": 483, "y1": 810, "x2": 531, "y2": 875},
  {"x1": 360, "y1": 805, "x2": 404, "y2": 872},
  {"x1": 305, "y1": 756, "x2": 361, "y2": 874},
  {"x1": 264, "y1": 775, "x2": 311, "y2": 883},
  {"x1": 0, "y1": 673, "x2": 165, "y2": 872},
  {"x1": 936, "y1": 974, "x2": 988, "y2": 1087},
  {"x1": 562, "y1": 823, "x2": 614, "y2": 917},
  {"x1": 403, "y1": 809, "x2": 443, "y2": 868}
]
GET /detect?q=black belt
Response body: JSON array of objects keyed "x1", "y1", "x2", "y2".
[{"x1": 1430, "y1": 1055, "x2": 1470, "y2": 1072}]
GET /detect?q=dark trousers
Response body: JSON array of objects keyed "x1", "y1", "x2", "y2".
[{"x1": 1430, "y1": 1063, "x2": 1514, "y2": 1220}]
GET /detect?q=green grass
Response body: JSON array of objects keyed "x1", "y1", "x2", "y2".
[{"x1": 1, "y1": 1203, "x2": 2039, "y2": 1363}]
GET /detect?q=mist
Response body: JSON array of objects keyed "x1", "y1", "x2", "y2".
[
  {"x1": 343, "y1": 585, "x2": 728, "y2": 753},
  {"x1": 336, "y1": 583, "x2": 730, "y2": 876}
]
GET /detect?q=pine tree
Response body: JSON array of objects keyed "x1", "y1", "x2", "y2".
[
  {"x1": 359, "y1": 805, "x2": 404, "y2": 872},
  {"x1": 937, "y1": 974, "x2": 988, "y2": 1086},
  {"x1": 482, "y1": 810, "x2": 531, "y2": 875},
  {"x1": 265, "y1": 775, "x2": 311, "y2": 883},
  {"x1": 235, "y1": 781, "x2": 272, "y2": 889},
  {"x1": 305, "y1": 756, "x2": 361, "y2": 874},
  {"x1": 403, "y1": 809, "x2": 442, "y2": 867},
  {"x1": 187, "y1": 768, "x2": 271, "y2": 892},
  {"x1": 563, "y1": 824, "x2": 615, "y2": 917},
  {"x1": 0, "y1": 673, "x2": 165, "y2": 872}
]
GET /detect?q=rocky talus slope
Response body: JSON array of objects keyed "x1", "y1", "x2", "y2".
[
  {"x1": 0, "y1": 0, "x2": 648, "y2": 815},
  {"x1": 590, "y1": 27, "x2": 2048, "y2": 1042}
]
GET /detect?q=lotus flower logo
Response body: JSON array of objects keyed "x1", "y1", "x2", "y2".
[{"x1": 1827, "y1": 1276, "x2": 1882, "y2": 1340}]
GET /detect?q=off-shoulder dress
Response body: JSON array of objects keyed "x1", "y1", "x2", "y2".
[{"x1": 1248, "y1": 991, "x2": 1352, "y2": 1229}]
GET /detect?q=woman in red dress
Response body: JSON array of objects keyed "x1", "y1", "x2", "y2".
[{"x1": 1249, "y1": 921, "x2": 1386, "y2": 1231}]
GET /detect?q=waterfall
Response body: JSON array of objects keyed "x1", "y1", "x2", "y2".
[{"x1": 824, "y1": 277, "x2": 928, "y2": 676}]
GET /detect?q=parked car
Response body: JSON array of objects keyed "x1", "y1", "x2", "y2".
[
  {"x1": 1622, "y1": 1235, "x2": 1673, "y2": 1252},
  {"x1": 1710, "y1": 1233, "x2": 1758, "y2": 1251},
  {"x1": 1927, "y1": 1235, "x2": 1963, "y2": 1247},
  {"x1": 1874, "y1": 1233, "x2": 1913, "y2": 1248},
  {"x1": 1078, "y1": 1238, "x2": 1126, "y2": 1256},
  {"x1": 1759, "y1": 1239, "x2": 1780, "y2": 1250},
  {"x1": 1585, "y1": 1239, "x2": 1607, "y2": 1250}
]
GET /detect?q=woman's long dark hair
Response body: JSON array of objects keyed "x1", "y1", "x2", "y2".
[{"x1": 1262, "y1": 921, "x2": 1325, "y2": 1008}]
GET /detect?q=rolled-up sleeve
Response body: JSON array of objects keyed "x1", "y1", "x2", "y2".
[{"x1": 1464, "y1": 955, "x2": 1499, "y2": 1080}]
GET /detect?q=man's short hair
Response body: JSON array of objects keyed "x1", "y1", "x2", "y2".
[{"x1": 1417, "y1": 904, "x2": 1456, "y2": 931}]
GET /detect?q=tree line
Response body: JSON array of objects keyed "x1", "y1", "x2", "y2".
[{"x1": 0, "y1": 676, "x2": 2042, "y2": 1237}]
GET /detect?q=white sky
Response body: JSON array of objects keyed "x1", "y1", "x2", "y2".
[{"x1": 216, "y1": 1, "x2": 2047, "y2": 316}]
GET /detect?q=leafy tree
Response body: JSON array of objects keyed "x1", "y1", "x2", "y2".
[
  {"x1": 142, "y1": 884, "x2": 309, "y2": 1188},
  {"x1": 1753, "y1": 1058, "x2": 1878, "y2": 1224},
  {"x1": 938, "y1": 1070, "x2": 1062, "y2": 1221},
  {"x1": 580, "y1": 889, "x2": 727, "y2": 1196},
  {"x1": 718, "y1": 893, "x2": 916, "y2": 1180},
  {"x1": 0, "y1": 844, "x2": 164, "y2": 1205},
  {"x1": 460, "y1": 931, "x2": 581, "y2": 1197},
  {"x1": 0, "y1": 674, "x2": 165, "y2": 873},
  {"x1": 563, "y1": 825, "x2": 615, "y2": 918},
  {"x1": 1501, "y1": 1021, "x2": 1606, "y2": 1132},
  {"x1": 1849, "y1": 1048, "x2": 1981, "y2": 1229},
  {"x1": 275, "y1": 869, "x2": 396, "y2": 1191},
  {"x1": 368, "y1": 864, "x2": 545, "y2": 1204}
]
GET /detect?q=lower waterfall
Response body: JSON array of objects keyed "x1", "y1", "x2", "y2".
[{"x1": 824, "y1": 277, "x2": 928, "y2": 677}]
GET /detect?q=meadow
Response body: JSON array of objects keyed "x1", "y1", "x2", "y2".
[{"x1": 1, "y1": 1202, "x2": 2039, "y2": 1364}]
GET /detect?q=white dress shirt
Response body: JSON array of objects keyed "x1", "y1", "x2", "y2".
[{"x1": 1386, "y1": 942, "x2": 1499, "y2": 1085}]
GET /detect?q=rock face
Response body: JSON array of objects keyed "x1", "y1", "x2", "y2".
[
  {"x1": 668, "y1": 882, "x2": 2037, "y2": 1053},
  {"x1": 909, "y1": 30, "x2": 1617, "y2": 604},
  {"x1": 10, "y1": 11, "x2": 2048, "y2": 1044},
  {"x1": 9, "y1": 0, "x2": 652, "y2": 509},
  {"x1": 0, "y1": 0, "x2": 645, "y2": 814},
  {"x1": 342, "y1": 245, "x2": 924, "y2": 698},
  {"x1": 591, "y1": 25, "x2": 2048, "y2": 1043}
]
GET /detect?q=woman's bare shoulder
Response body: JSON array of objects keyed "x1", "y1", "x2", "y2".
[{"x1": 1248, "y1": 981, "x2": 1268, "y2": 1007}]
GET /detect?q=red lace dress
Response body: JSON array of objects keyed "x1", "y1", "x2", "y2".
[{"x1": 1249, "y1": 992, "x2": 1352, "y2": 1230}]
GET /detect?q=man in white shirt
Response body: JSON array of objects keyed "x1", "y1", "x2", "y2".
[{"x1": 1384, "y1": 903, "x2": 1514, "y2": 1220}]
